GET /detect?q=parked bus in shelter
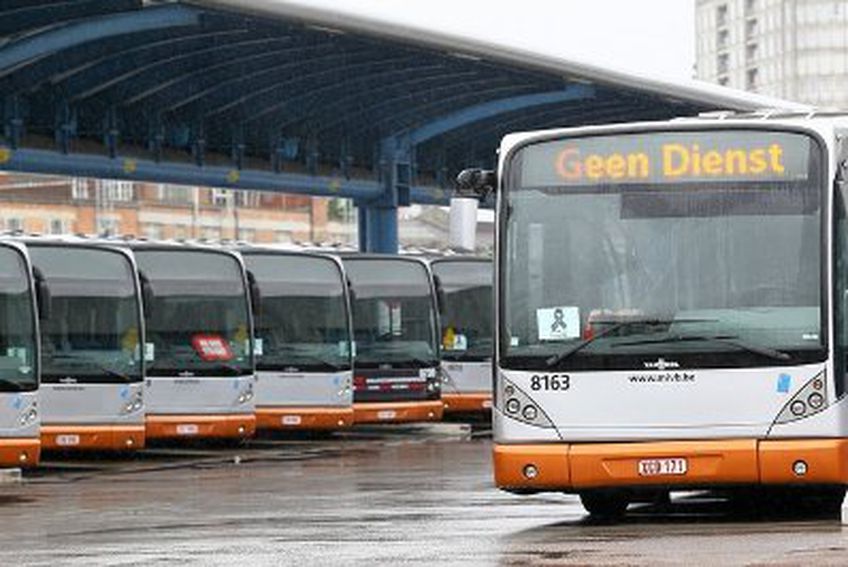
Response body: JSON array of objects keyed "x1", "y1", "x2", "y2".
[
  {"x1": 128, "y1": 242, "x2": 256, "y2": 441},
  {"x1": 458, "y1": 113, "x2": 848, "y2": 517},
  {"x1": 25, "y1": 237, "x2": 145, "y2": 451},
  {"x1": 342, "y1": 255, "x2": 443, "y2": 424},
  {"x1": 239, "y1": 247, "x2": 354, "y2": 430},
  {"x1": 430, "y1": 257, "x2": 493, "y2": 419},
  {"x1": 0, "y1": 240, "x2": 41, "y2": 465}
]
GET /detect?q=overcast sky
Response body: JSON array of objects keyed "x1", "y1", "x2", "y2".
[{"x1": 290, "y1": 0, "x2": 696, "y2": 80}]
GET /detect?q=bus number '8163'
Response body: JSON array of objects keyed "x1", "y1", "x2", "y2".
[{"x1": 530, "y1": 374, "x2": 570, "y2": 392}]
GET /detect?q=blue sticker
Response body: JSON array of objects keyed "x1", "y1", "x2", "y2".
[
  {"x1": 10, "y1": 395, "x2": 21, "y2": 410},
  {"x1": 120, "y1": 386, "x2": 130, "y2": 399},
  {"x1": 333, "y1": 376, "x2": 341, "y2": 386},
  {"x1": 233, "y1": 379, "x2": 240, "y2": 390},
  {"x1": 777, "y1": 373, "x2": 791, "y2": 393}
]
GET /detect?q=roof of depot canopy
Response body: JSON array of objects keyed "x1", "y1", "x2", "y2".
[{"x1": 0, "y1": 0, "x2": 806, "y2": 203}]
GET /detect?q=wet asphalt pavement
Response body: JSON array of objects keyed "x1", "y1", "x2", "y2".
[{"x1": 0, "y1": 426, "x2": 848, "y2": 565}]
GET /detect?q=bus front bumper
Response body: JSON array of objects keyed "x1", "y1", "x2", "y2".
[
  {"x1": 494, "y1": 439, "x2": 848, "y2": 492},
  {"x1": 256, "y1": 406, "x2": 354, "y2": 430},
  {"x1": 41, "y1": 424, "x2": 145, "y2": 451},
  {"x1": 353, "y1": 400, "x2": 444, "y2": 424},
  {"x1": 145, "y1": 414, "x2": 256, "y2": 440},
  {"x1": 0, "y1": 438, "x2": 40, "y2": 467},
  {"x1": 442, "y1": 392, "x2": 492, "y2": 414}
]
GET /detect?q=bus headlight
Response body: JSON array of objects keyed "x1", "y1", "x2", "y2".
[
  {"x1": 237, "y1": 383, "x2": 254, "y2": 405},
  {"x1": 122, "y1": 391, "x2": 143, "y2": 415},
  {"x1": 773, "y1": 372, "x2": 829, "y2": 425},
  {"x1": 18, "y1": 407, "x2": 37, "y2": 426},
  {"x1": 498, "y1": 375, "x2": 555, "y2": 429}
]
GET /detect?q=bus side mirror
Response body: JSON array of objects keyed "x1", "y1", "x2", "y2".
[
  {"x1": 455, "y1": 168, "x2": 496, "y2": 201},
  {"x1": 139, "y1": 271, "x2": 154, "y2": 319},
  {"x1": 433, "y1": 274, "x2": 446, "y2": 315},
  {"x1": 33, "y1": 267, "x2": 51, "y2": 321},
  {"x1": 247, "y1": 270, "x2": 262, "y2": 318}
]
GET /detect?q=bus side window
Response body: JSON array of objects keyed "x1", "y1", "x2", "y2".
[{"x1": 835, "y1": 163, "x2": 848, "y2": 398}]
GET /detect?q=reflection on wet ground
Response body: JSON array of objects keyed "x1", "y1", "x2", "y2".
[{"x1": 0, "y1": 426, "x2": 847, "y2": 565}]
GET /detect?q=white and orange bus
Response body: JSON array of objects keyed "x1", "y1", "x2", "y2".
[
  {"x1": 460, "y1": 113, "x2": 848, "y2": 516},
  {"x1": 26, "y1": 238, "x2": 145, "y2": 451},
  {"x1": 239, "y1": 247, "x2": 354, "y2": 431},
  {"x1": 0, "y1": 240, "x2": 41, "y2": 466},
  {"x1": 430, "y1": 257, "x2": 493, "y2": 418},
  {"x1": 342, "y1": 255, "x2": 443, "y2": 424},
  {"x1": 129, "y1": 242, "x2": 256, "y2": 441}
]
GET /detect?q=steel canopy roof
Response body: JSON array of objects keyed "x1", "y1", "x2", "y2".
[{"x1": 0, "y1": 0, "x2": 806, "y2": 204}]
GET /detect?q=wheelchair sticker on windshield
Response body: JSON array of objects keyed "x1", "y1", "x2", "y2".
[{"x1": 537, "y1": 306, "x2": 580, "y2": 341}]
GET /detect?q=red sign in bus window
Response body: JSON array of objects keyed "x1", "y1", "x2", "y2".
[{"x1": 191, "y1": 334, "x2": 234, "y2": 362}]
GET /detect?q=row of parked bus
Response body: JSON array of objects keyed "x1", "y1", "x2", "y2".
[{"x1": 0, "y1": 237, "x2": 492, "y2": 467}]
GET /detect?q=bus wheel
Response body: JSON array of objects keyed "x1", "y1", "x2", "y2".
[{"x1": 579, "y1": 491, "x2": 629, "y2": 518}]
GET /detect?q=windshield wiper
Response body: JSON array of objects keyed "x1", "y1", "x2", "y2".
[
  {"x1": 48, "y1": 354, "x2": 136, "y2": 382},
  {"x1": 615, "y1": 334, "x2": 791, "y2": 362},
  {"x1": 544, "y1": 318, "x2": 716, "y2": 368}
]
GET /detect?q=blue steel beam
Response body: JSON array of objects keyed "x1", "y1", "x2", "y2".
[
  {"x1": 0, "y1": 4, "x2": 201, "y2": 72},
  {"x1": 0, "y1": 148, "x2": 382, "y2": 201},
  {"x1": 403, "y1": 85, "x2": 595, "y2": 145}
]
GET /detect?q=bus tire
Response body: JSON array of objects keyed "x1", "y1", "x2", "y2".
[{"x1": 579, "y1": 491, "x2": 629, "y2": 518}]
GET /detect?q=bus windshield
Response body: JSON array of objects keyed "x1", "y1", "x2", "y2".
[
  {"x1": 344, "y1": 258, "x2": 438, "y2": 368},
  {"x1": 503, "y1": 129, "x2": 825, "y2": 370},
  {"x1": 135, "y1": 249, "x2": 253, "y2": 377},
  {"x1": 0, "y1": 247, "x2": 37, "y2": 391},
  {"x1": 244, "y1": 253, "x2": 351, "y2": 372},
  {"x1": 32, "y1": 246, "x2": 142, "y2": 384},
  {"x1": 432, "y1": 260, "x2": 493, "y2": 362}
]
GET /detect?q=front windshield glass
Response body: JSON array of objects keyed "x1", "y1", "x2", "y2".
[
  {"x1": 135, "y1": 249, "x2": 252, "y2": 377},
  {"x1": 432, "y1": 260, "x2": 493, "y2": 362},
  {"x1": 0, "y1": 247, "x2": 37, "y2": 391},
  {"x1": 344, "y1": 258, "x2": 438, "y2": 367},
  {"x1": 32, "y1": 246, "x2": 142, "y2": 384},
  {"x1": 244, "y1": 253, "x2": 351, "y2": 372},
  {"x1": 503, "y1": 129, "x2": 825, "y2": 370}
]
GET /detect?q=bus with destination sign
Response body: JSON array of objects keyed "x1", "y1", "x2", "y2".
[
  {"x1": 342, "y1": 255, "x2": 443, "y2": 424},
  {"x1": 0, "y1": 240, "x2": 41, "y2": 466},
  {"x1": 455, "y1": 114, "x2": 848, "y2": 517},
  {"x1": 239, "y1": 247, "x2": 354, "y2": 431},
  {"x1": 128, "y1": 242, "x2": 257, "y2": 441},
  {"x1": 430, "y1": 257, "x2": 494, "y2": 418},
  {"x1": 26, "y1": 238, "x2": 146, "y2": 451}
]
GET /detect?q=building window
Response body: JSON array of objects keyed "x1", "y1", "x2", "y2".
[
  {"x1": 211, "y1": 189, "x2": 231, "y2": 207},
  {"x1": 746, "y1": 67, "x2": 759, "y2": 90},
  {"x1": 157, "y1": 184, "x2": 193, "y2": 204},
  {"x1": 71, "y1": 178, "x2": 89, "y2": 200},
  {"x1": 717, "y1": 53, "x2": 729, "y2": 75},
  {"x1": 99, "y1": 179, "x2": 134, "y2": 202},
  {"x1": 745, "y1": 0, "x2": 757, "y2": 13},
  {"x1": 745, "y1": 18, "x2": 758, "y2": 40},
  {"x1": 746, "y1": 43, "x2": 758, "y2": 61},
  {"x1": 717, "y1": 29, "x2": 729, "y2": 50},
  {"x1": 49, "y1": 219, "x2": 67, "y2": 235},
  {"x1": 237, "y1": 228, "x2": 256, "y2": 242},
  {"x1": 97, "y1": 218, "x2": 119, "y2": 236},
  {"x1": 6, "y1": 218, "x2": 23, "y2": 232},
  {"x1": 717, "y1": 4, "x2": 728, "y2": 27},
  {"x1": 143, "y1": 223, "x2": 163, "y2": 240},
  {"x1": 202, "y1": 227, "x2": 221, "y2": 240}
]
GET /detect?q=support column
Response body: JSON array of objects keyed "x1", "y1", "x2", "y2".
[{"x1": 356, "y1": 135, "x2": 411, "y2": 253}]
